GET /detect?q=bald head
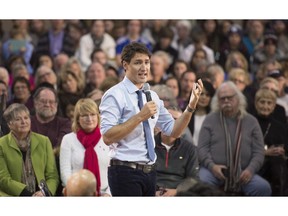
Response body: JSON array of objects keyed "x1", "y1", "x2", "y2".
[
  {"x1": 0, "y1": 67, "x2": 10, "y2": 86},
  {"x1": 64, "y1": 169, "x2": 97, "y2": 196}
]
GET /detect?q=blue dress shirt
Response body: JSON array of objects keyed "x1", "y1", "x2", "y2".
[{"x1": 100, "y1": 76, "x2": 174, "y2": 163}]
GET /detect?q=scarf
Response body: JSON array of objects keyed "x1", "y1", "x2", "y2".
[
  {"x1": 12, "y1": 132, "x2": 36, "y2": 194},
  {"x1": 220, "y1": 112, "x2": 242, "y2": 193},
  {"x1": 76, "y1": 126, "x2": 101, "y2": 196},
  {"x1": 91, "y1": 34, "x2": 104, "y2": 49}
]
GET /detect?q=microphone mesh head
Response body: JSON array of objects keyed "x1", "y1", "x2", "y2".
[{"x1": 143, "y1": 83, "x2": 150, "y2": 91}]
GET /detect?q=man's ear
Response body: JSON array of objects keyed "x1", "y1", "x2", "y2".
[
  {"x1": 122, "y1": 61, "x2": 128, "y2": 71},
  {"x1": 63, "y1": 187, "x2": 67, "y2": 196}
]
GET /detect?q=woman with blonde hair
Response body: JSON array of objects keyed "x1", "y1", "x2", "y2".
[
  {"x1": 60, "y1": 98, "x2": 110, "y2": 196},
  {"x1": 253, "y1": 89, "x2": 288, "y2": 195},
  {"x1": 225, "y1": 50, "x2": 249, "y2": 74},
  {"x1": 228, "y1": 68, "x2": 251, "y2": 91}
]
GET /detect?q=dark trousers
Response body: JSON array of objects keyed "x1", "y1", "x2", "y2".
[
  {"x1": 259, "y1": 156, "x2": 288, "y2": 196},
  {"x1": 108, "y1": 165, "x2": 157, "y2": 196}
]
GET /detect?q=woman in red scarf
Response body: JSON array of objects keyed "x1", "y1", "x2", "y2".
[{"x1": 60, "y1": 98, "x2": 111, "y2": 196}]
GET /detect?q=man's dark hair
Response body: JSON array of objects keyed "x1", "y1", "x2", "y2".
[
  {"x1": 33, "y1": 85, "x2": 58, "y2": 103},
  {"x1": 90, "y1": 48, "x2": 105, "y2": 61},
  {"x1": 11, "y1": 76, "x2": 30, "y2": 95},
  {"x1": 121, "y1": 42, "x2": 151, "y2": 65},
  {"x1": 159, "y1": 27, "x2": 174, "y2": 40}
]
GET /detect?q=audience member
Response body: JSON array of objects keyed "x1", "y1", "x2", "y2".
[
  {"x1": 171, "y1": 20, "x2": 193, "y2": 63},
  {"x1": 115, "y1": 20, "x2": 152, "y2": 68},
  {"x1": 7, "y1": 76, "x2": 34, "y2": 112},
  {"x1": 165, "y1": 76, "x2": 180, "y2": 98},
  {"x1": 151, "y1": 84, "x2": 193, "y2": 147},
  {"x1": 199, "y1": 20, "x2": 221, "y2": 60},
  {"x1": 198, "y1": 81, "x2": 272, "y2": 196},
  {"x1": 252, "y1": 33, "x2": 286, "y2": 75},
  {"x1": 177, "y1": 70, "x2": 197, "y2": 111},
  {"x1": 2, "y1": 26, "x2": 34, "y2": 74},
  {"x1": 188, "y1": 80, "x2": 215, "y2": 146},
  {"x1": 53, "y1": 53, "x2": 69, "y2": 74},
  {"x1": 60, "y1": 98, "x2": 111, "y2": 196},
  {"x1": 32, "y1": 54, "x2": 54, "y2": 75},
  {"x1": 218, "y1": 24, "x2": 249, "y2": 70},
  {"x1": 224, "y1": 50, "x2": 249, "y2": 74},
  {"x1": 141, "y1": 20, "x2": 167, "y2": 46},
  {"x1": 148, "y1": 51, "x2": 169, "y2": 86},
  {"x1": 154, "y1": 131, "x2": 199, "y2": 196},
  {"x1": 242, "y1": 20, "x2": 265, "y2": 57},
  {"x1": 189, "y1": 28, "x2": 215, "y2": 64},
  {"x1": 61, "y1": 57, "x2": 85, "y2": 88},
  {"x1": 9, "y1": 63, "x2": 35, "y2": 91},
  {"x1": 0, "y1": 103, "x2": 59, "y2": 196},
  {"x1": 84, "y1": 62, "x2": 107, "y2": 96},
  {"x1": 205, "y1": 63, "x2": 225, "y2": 90},
  {"x1": 76, "y1": 20, "x2": 116, "y2": 71},
  {"x1": 0, "y1": 67, "x2": 10, "y2": 100},
  {"x1": 189, "y1": 48, "x2": 209, "y2": 75},
  {"x1": 63, "y1": 169, "x2": 98, "y2": 196},
  {"x1": 172, "y1": 59, "x2": 188, "y2": 80},
  {"x1": 33, "y1": 20, "x2": 75, "y2": 61},
  {"x1": 57, "y1": 70, "x2": 85, "y2": 119},
  {"x1": 31, "y1": 87, "x2": 71, "y2": 194},
  {"x1": 152, "y1": 26, "x2": 178, "y2": 72},
  {"x1": 228, "y1": 68, "x2": 255, "y2": 111},
  {"x1": 90, "y1": 48, "x2": 118, "y2": 72},
  {"x1": 267, "y1": 69, "x2": 288, "y2": 120},
  {"x1": 34, "y1": 65, "x2": 58, "y2": 90},
  {"x1": 0, "y1": 67, "x2": 10, "y2": 87},
  {"x1": 87, "y1": 89, "x2": 104, "y2": 106},
  {"x1": 254, "y1": 89, "x2": 288, "y2": 195},
  {"x1": 0, "y1": 80, "x2": 10, "y2": 136},
  {"x1": 254, "y1": 77, "x2": 287, "y2": 125}
]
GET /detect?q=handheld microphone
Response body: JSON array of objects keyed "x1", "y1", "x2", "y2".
[{"x1": 143, "y1": 83, "x2": 155, "y2": 119}]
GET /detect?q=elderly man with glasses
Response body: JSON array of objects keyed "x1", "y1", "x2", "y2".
[
  {"x1": 30, "y1": 86, "x2": 71, "y2": 196},
  {"x1": 197, "y1": 81, "x2": 272, "y2": 196}
]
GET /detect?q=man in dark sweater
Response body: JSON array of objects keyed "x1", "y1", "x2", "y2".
[{"x1": 30, "y1": 86, "x2": 71, "y2": 196}]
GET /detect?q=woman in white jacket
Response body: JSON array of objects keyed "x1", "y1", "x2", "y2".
[{"x1": 60, "y1": 98, "x2": 111, "y2": 196}]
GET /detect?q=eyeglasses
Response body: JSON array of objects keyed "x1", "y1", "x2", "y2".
[
  {"x1": 79, "y1": 113, "x2": 98, "y2": 120},
  {"x1": 38, "y1": 99, "x2": 57, "y2": 105},
  {"x1": 219, "y1": 94, "x2": 236, "y2": 102}
]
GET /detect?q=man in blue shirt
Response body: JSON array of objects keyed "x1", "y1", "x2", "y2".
[{"x1": 99, "y1": 42, "x2": 203, "y2": 196}]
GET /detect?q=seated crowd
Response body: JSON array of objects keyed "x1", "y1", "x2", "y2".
[{"x1": 0, "y1": 19, "x2": 288, "y2": 196}]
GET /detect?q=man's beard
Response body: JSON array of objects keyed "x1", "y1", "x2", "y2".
[{"x1": 38, "y1": 109, "x2": 56, "y2": 120}]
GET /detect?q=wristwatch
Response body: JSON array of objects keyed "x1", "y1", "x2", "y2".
[{"x1": 186, "y1": 106, "x2": 196, "y2": 113}]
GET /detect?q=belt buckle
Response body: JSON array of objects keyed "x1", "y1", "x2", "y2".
[{"x1": 143, "y1": 165, "x2": 152, "y2": 174}]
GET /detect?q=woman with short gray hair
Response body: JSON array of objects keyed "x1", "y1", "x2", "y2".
[{"x1": 0, "y1": 103, "x2": 59, "y2": 196}]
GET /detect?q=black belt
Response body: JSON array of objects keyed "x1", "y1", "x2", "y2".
[{"x1": 110, "y1": 159, "x2": 156, "y2": 174}]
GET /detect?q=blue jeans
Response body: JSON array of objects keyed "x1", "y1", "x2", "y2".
[
  {"x1": 199, "y1": 167, "x2": 272, "y2": 196},
  {"x1": 108, "y1": 165, "x2": 157, "y2": 196}
]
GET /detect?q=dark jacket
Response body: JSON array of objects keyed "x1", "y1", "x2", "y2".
[{"x1": 154, "y1": 132, "x2": 199, "y2": 189}]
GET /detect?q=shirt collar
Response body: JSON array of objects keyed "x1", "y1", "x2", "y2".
[{"x1": 123, "y1": 76, "x2": 142, "y2": 94}]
